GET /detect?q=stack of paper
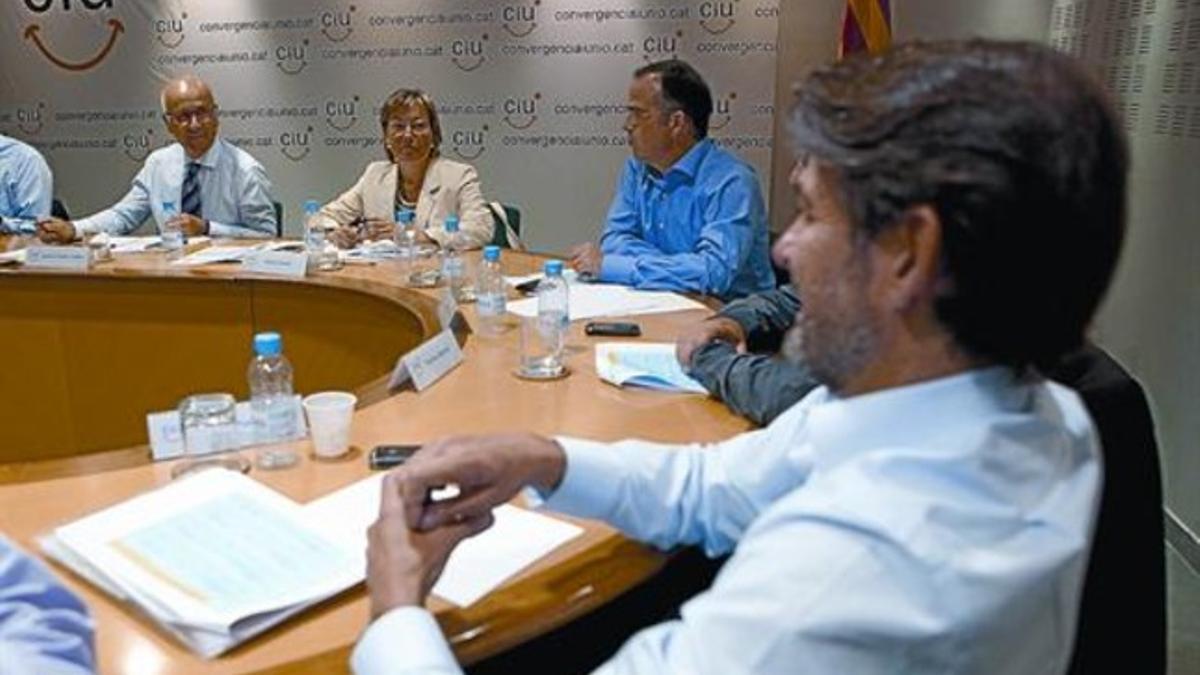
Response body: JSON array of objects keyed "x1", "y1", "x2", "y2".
[
  {"x1": 41, "y1": 468, "x2": 583, "y2": 658},
  {"x1": 508, "y1": 283, "x2": 705, "y2": 321},
  {"x1": 594, "y1": 342, "x2": 709, "y2": 394},
  {"x1": 0, "y1": 248, "x2": 27, "y2": 265},
  {"x1": 40, "y1": 469, "x2": 359, "y2": 658},
  {"x1": 169, "y1": 245, "x2": 260, "y2": 266}
]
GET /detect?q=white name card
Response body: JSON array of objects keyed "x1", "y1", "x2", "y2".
[
  {"x1": 242, "y1": 250, "x2": 308, "y2": 278},
  {"x1": 25, "y1": 246, "x2": 92, "y2": 270},
  {"x1": 146, "y1": 396, "x2": 305, "y2": 461},
  {"x1": 387, "y1": 329, "x2": 463, "y2": 391},
  {"x1": 146, "y1": 410, "x2": 186, "y2": 460}
]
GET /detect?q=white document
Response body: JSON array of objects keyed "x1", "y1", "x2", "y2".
[
  {"x1": 106, "y1": 235, "x2": 211, "y2": 253},
  {"x1": 508, "y1": 283, "x2": 705, "y2": 321},
  {"x1": 169, "y1": 244, "x2": 259, "y2": 266},
  {"x1": 242, "y1": 250, "x2": 308, "y2": 278},
  {"x1": 108, "y1": 236, "x2": 162, "y2": 253},
  {"x1": 42, "y1": 469, "x2": 361, "y2": 658},
  {"x1": 304, "y1": 473, "x2": 583, "y2": 606},
  {"x1": 595, "y1": 342, "x2": 709, "y2": 394},
  {"x1": 0, "y1": 248, "x2": 27, "y2": 265}
]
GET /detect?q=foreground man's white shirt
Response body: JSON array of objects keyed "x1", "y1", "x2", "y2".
[{"x1": 353, "y1": 367, "x2": 1101, "y2": 674}]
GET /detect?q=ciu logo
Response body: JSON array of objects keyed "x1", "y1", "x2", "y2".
[
  {"x1": 699, "y1": 1, "x2": 737, "y2": 35},
  {"x1": 122, "y1": 128, "x2": 155, "y2": 162},
  {"x1": 711, "y1": 92, "x2": 736, "y2": 131},
  {"x1": 325, "y1": 95, "x2": 360, "y2": 132},
  {"x1": 451, "y1": 34, "x2": 488, "y2": 72},
  {"x1": 502, "y1": 93, "x2": 540, "y2": 130},
  {"x1": 502, "y1": 1, "x2": 539, "y2": 38},
  {"x1": 153, "y1": 12, "x2": 186, "y2": 49},
  {"x1": 643, "y1": 30, "x2": 683, "y2": 60},
  {"x1": 276, "y1": 39, "x2": 309, "y2": 75},
  {"x1": 22, "y1": 0, "x2": 126, "y2": 72},
  {"x1": 450, "y1": 125, "x2": 488, "y2": 161},
  {"x1": 321, "y1": 5, "x2": 355, "y2": 42},
  {"x1": 280, "y1": 126, "x2": 313, "y2": 162},
  {"x1": 16, "y1": 102, "x2": 46, "y2": 135}
]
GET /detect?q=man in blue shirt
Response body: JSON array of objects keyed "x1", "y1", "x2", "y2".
[
  {"x1": 0, "y1": 133, "x2": 53, "y2": 235},
  {"x1": 568, "y1": 60, "x2": 775, "y2": 301},
  {"x1": 353, "y1": 40, "x2": 1128, "y2": 673},
  {"x1": 37, "y1": 75, "x2": 276, "y2": 242},
  {"x1": 0, "y1": 534, "x2": 94, "y2": 674}
]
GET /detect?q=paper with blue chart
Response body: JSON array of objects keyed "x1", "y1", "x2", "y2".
[{"x1": 595, "y1": 342, "x2": 709, "y2": 394}]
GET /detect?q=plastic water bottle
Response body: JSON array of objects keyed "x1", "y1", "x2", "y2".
[
  {"x1": 441, "y1": 215, "x2": 468, "y2": 301},
  {"x1": 247, "y1": 332, "x2": 298, "y2": 468},
  {"x1": 304, "y1": 200, "x2": 338, "y2": 271},
  {"x1": 475, "y1": 245, "x2": 507, "y2": 335},
  {"x1": 160, "y1": 200, "x2": 184, "y2": 254},
  {"x1": 536, "y1": 259, "x2": 570, "y2": 366},
  {"x1": 395, "y1": 208, "x2": 416, "y2": 276}
]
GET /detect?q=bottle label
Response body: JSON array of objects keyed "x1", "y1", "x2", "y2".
[
  {"x1": 442, "y1": 256, "x2": 465, "y2": 278},
  {"x1": 477, "y1": 293, "x2": 506, "y2": 317}
]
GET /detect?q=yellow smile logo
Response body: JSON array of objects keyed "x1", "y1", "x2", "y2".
[{"x1": 24, "y1": 18, "x2": 125, "y2": 71}]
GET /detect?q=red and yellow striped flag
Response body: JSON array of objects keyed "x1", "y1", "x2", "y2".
[{"x1": 839, "y1": 0, "x2": 893, "y2": 59}]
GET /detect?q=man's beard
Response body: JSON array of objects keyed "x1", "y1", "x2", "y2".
[{"x1": 783, "y1": 272, "x2": 879, "y2": 395}]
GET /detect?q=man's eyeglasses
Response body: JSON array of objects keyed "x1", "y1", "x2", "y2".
[
  {"x1": 164, "y1": 107, "x2": 217, "y2": 126},
  {"x1": 385, "y1": 119, "x2": 432, "y2": 135}
]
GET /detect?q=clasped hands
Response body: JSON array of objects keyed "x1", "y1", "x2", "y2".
[
  {"x1": 36, "y1": 214, "x2": 207, "y2": 244},
  {"x1": 366, "y1": 433, "x2": 566, "y2": 620}
]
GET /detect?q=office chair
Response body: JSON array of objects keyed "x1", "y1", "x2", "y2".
[
  {"x1": 51, "y1": 198, "x2": 70, "y2": 220},
  {"x1": 1045, "y1": 343, "x2": 1167, "y2": 674},
  {"x1": 487, "y1": 202, "x2": 523, "y2": 250},
  {"x1": 272, "y1": 201, "x2": 284, "y2": 237}
]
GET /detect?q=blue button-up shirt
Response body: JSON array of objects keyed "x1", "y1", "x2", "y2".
[
  {"x1": 74, "y1": 137, "x2": 275, "y2": 239},
  {"x1": 0, "y1": 535, "x2": 94, "y2": 674},
  {"x1": 599, "y1": 140, "x2": 775, "y2": 301},
  {"x1": 351, "y1": 368, "x2": 1100, "y2": 674},
  {"x1": 0, "y1": 134, "x2": 53, "y2": 235}
]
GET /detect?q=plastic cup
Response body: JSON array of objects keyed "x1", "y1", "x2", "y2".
[{"x1": 302, "y1": 391, "x2": 357, "y2": 458}]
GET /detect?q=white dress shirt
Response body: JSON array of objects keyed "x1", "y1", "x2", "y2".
[
  {"x1": 74, "y1": 137, "x2": 275, "y2": 239},
  {"x1": 352, "y1": 368, "x2": 1101, "y2": 674}
]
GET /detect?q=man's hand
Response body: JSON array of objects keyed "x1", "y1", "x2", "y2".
[
  {"x1": 168, "y1": 214, "x2": 207, "y2": 237},
  {"x1": 675, "y1": 316, "x2": 748, "y2": 366},
  {"x1": 36, "y1": 218, "x2": 76, "y2": 243},
  {"x1": 366, "y1": 472, "x2": 494, "y2": 619},
  {"x1": 394, "y1": 433, "x2": 567, "y2": 532},
  {"x1": 568, "y1": 242, "x2": 603, "y2": 276}
]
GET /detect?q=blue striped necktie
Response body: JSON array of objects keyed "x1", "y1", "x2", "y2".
[{"x1": 181, "y1": 161, "x2": 202, "y2": 217}]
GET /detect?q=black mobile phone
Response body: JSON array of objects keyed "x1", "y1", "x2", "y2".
[
  {"x1": 514, "y1": 278, "x2": 541, "y2": 295},
  {"x1": 585, "y1": 321, "x2": 642, "y2": 337},
  {"x1": 368, "y1": 444, "x2": 421, "y2": 470}
]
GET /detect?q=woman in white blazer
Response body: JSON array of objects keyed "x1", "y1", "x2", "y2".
[{"x1": 311, "y1": 88, "x2": 493, "y2": 249}]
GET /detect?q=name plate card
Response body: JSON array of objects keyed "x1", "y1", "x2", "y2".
[
  {"x1": 25, "y1": 246, "x2": 92, "y2": 270},
  {"x1": 387, "y1": 329, "x2": 463, "y2": 392},
  {"x1": 242, "y1": 250, "x2": 308, "y2": 278}
]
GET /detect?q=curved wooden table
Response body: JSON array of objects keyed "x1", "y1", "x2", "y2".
[{"x1": 0, "y1": 240, "x2": 751, "y2": 674}]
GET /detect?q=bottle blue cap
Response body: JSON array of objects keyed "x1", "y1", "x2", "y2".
[
  {"x1": 483, "y1": 245, "x2": 500, "y2": 262},
  {"x1": 396, "y1": 208, "x2": 415, "y2": 224},
  {"x1": 544, "y1": 260, "x2": 564, "y2": 276},
  {"x1": 304, "y1": 199, "x2": 320, "y2": 215},
  {"x1": 444, "y1": 215, "x2": 460, "y2": 232},
  {"x1": 253, "y1": 332, "x2": 282, "y2": 357}
]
